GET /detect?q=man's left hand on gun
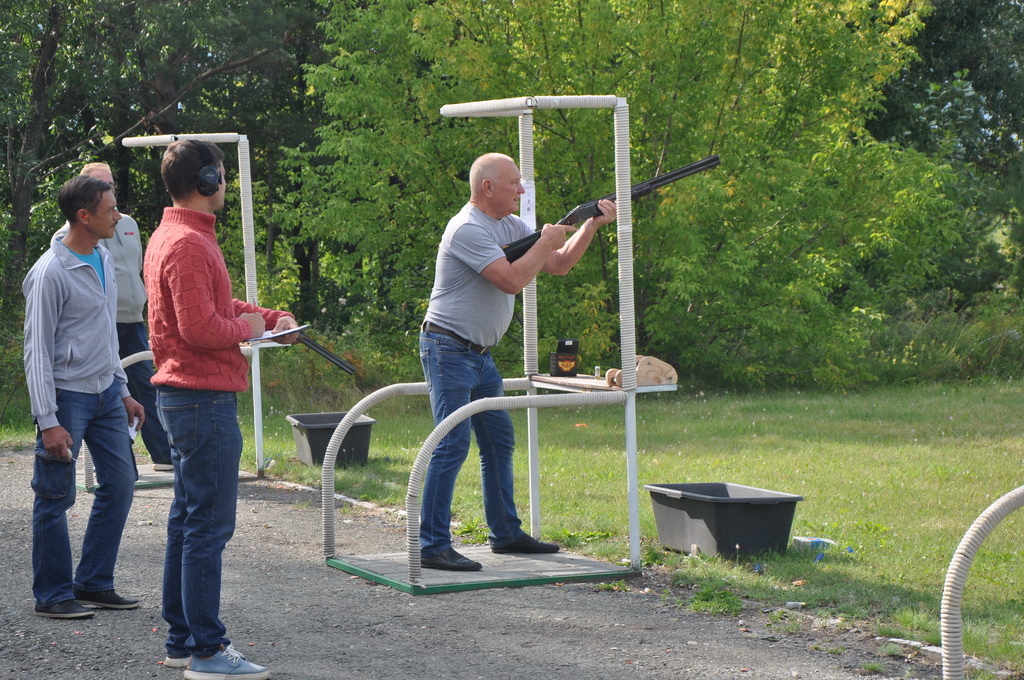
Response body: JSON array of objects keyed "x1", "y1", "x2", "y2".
[{"x1": 270, "y1": 316, "x2": 301, "y2": 345}]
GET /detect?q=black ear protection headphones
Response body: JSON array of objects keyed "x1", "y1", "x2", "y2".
[{"x1": 189, "y1": 140, "x2": 222, "y2": 197}]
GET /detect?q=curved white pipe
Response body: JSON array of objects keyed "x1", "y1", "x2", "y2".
[
  {"x1": 320, "y1": 379, "x2": 531, "y2": 558},
  {"x1": 120, "y1": 350, "x2": 154, "y2": 369},
  {"x1": 940, "y1": 485, "x2": 1024, "y2": 679},
  {"x1": 320, "y1": 382, "x2": 428, "y2": 557},
  {"x1": 80, "y1": 351, "x2": 156, "y2": 489}
]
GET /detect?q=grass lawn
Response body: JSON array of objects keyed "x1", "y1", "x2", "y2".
[
  {"x1": 4, "y1": 377, "x2": 1023, "y2": 671},
  {"x1": 242, "y1": 378, "x2": 1024, "y2": 672}
]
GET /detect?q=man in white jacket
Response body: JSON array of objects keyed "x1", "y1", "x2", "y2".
[
  {"x1": 24, "y1": 175, "x2": 145, "y2": 619},
  {"x1": 52, "y1": 163, "x2": 173, "y2": 470}
]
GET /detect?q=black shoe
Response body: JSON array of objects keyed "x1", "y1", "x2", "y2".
[
  {"x1": 73, "y1": 589, "x2": 140, "y2": 609},
  {"x1": 491, "y1": 534, "x2": 560, "y2": 554},
  {"x1": 35, "y1": 599, "x2": 95, "y2": 619},
  {"x1": 421, "y1": 548, "x2": 483, "y2": 571}
]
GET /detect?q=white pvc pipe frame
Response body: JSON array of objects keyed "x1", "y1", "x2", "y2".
[
  {"x1": 319, "y1": 95, "x2": 646, "y2": 585},
  {"x1": 119, "y1": 133, "x2": 272, "y2": 476},
  {"x1": 940, "y1": 485, "x2": 1024, "y2": 679}
]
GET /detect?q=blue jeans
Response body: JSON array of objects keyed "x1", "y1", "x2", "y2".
[
  {"x1": 32, "y1": 379, "x2": 138, "y2": 607},
  {"x1": 419, "y1": 331, "x2": 524, "y2": 557},
  {"x1": 157, "y1": 387, "x2": 241, "y2": 659},
  {"x1": 117, "y1": 322, "x2": 172, "y2": 465}
]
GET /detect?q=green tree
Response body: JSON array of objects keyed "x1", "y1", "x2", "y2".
[
  {"x1": 869, "y1": 0, "x2": 1024, "y2": 164},
  {"x1": 293, "y1": 0, "x2": 484, "y2": 364},
  {"x1": 303, "y1": 0, "x2": 962, "y2": 387},
  {"x1": 0, "y1": 0, "x2": 324, "y2": 307},
  {"x1": 0, "y1": 0, "x2": 324, "y2": 422},
  {"x1": 867, "y1": 0, "x2": 1024, "y2": 302}
]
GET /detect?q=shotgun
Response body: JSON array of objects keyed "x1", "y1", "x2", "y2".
[{"x1": 502, "y1": 154, "x2": 720, "y2": 262}]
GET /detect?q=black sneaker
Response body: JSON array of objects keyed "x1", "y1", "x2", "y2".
[
  {"x1": 72, "y1": 589, "x2": 140, "y2": 609},
  {"x1": 35, "y1": 599, "x2": 95, "y2": 619},
  {"x1": 491, "y1": 534, "x2": 561, "y2": 554},
  {"x1": 421, "y1": 548, "x2": 483, "y2": 571}
]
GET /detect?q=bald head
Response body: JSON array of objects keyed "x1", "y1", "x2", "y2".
[
  {"x1": 81, "y1": 162, "x2": 114, "y2": 187},
  {"x1": 468, "y1": 153, "x2": 524, "y2": 219},
  {"x1": 470, "y1": 154, "x2": 516, "y2": 196}
]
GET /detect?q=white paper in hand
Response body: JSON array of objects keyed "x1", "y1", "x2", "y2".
[{"x1": 248, "y1": 323, "x2": 310, "y2": 342}]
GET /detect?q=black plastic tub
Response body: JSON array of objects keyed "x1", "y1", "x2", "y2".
[
  {"x1": 644, "y1": 482, "x2": 803, "y2": 556},
  {"x1": 286, "y1": 412, "x2": 376, "y2": 468}
]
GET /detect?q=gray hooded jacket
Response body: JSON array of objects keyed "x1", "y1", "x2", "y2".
[{"x1": 23, "y1": 239, "x2": 129, "y2": 431}]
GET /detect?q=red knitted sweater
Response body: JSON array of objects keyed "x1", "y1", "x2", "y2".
[{"x1": 144, "y1": 207, "x2": 292, "y2": 392}]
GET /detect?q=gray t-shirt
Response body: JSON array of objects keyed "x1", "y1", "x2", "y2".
[{"x1": 424, "y1": 203, "x2": 532, "y2": 347}]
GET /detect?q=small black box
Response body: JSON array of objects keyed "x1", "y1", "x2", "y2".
[{"x1": 550, "y1": 339, "x2": 578, "y2": 376}]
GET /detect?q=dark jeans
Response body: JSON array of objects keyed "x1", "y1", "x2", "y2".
[
  {"x1": 117, "y1": 322, "x2": 172, "y2": 464},
  {"x1": 157, "y1": 386, "x2": 242, "y2": 659},
  {"x1": 418, "y1": 331, "x2": 524, "y2": 558},
  {"x1": 31, "y1": 379, "x2": 138, "y2": 606}
]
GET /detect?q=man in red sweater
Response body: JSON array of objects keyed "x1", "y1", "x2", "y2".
[{"x1": 144, "y1": 140, "x2": 298, "y2": 680}]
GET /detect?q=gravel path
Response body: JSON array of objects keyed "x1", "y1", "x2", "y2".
[{"x1": 0, "y1": 446, "x2": 945, "y2": 679}]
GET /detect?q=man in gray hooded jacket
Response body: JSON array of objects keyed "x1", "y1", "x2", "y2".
[{"x1": 24, "y1": 174, "x2": 145, "y2": 619}]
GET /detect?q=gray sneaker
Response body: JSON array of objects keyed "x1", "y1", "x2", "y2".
[
  {"x1": 163, "y1": 654, "x2": 191, "y2": 668},
  {"x1": 184, "y1": 644, "x2": 269, "y2": 680}
]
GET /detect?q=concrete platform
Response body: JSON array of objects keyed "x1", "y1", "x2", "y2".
[
  {"x1": 327, "y1": 544, "x2": 637, "y2": 595},
  {"x1": 76, "y1": 463, "x2": 257, "y2": 492}
]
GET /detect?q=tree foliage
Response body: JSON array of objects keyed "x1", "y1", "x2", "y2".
[
  {"x1": 0, "y1": 0, "x2": 324, "y2": 420},
  {"x1": 2, "y1": 0, "x2": 1017, "y2": 395},
  {"x1": 0, "y1": 0, "x2": 324, "y2": 308},
  {"x1": 869, "y1": 0, "x2": 1024, "y2": 164},
  {"x1": 301, "y1": 0, "x2": 968, "y2": 387},
  {"x1": 867, "y1": 0, "x2": 1024, "y2": 303}
]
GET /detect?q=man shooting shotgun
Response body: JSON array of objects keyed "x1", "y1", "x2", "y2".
[
  {"x1": 417, "y1": 152, "x2": 617, "y2": 570},
  {"x1": 502, "y1": 153, "x2": 720, "y2": 262}
]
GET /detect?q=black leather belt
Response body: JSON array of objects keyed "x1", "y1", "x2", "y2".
[{"x1": 421, "y1": 321, "x2": 491, "y2": 354}]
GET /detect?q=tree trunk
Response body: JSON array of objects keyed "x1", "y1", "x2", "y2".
[
  {"x1": 3, "y1": 3, "x2": 62, "y2": 301},
  {"x1": 294, "y1": 238, "x2": 319, "y2": 323}
]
